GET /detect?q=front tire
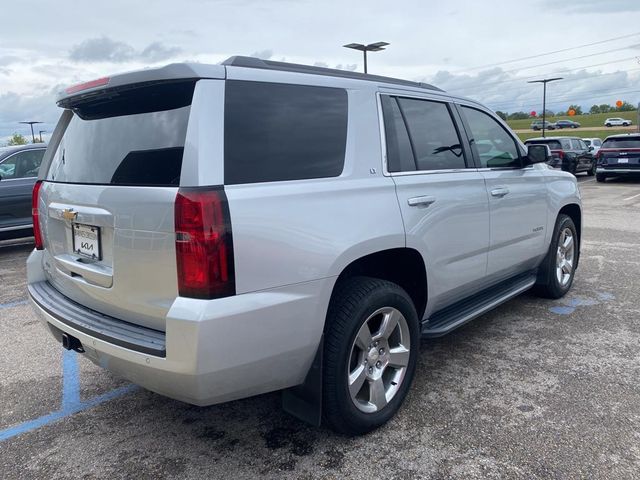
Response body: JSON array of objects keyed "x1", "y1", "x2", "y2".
[
  {"x1": 323, "y1": 277, "x2": 419, "y2": 435},
  {"x1": 587, "y1": 161, "x2": 596, "y2": 176},
  {"x1": 596, "y1": 173, "x2": 607, "y2": 182},
  {"x1": 535, "y1": 214, "x2": 578, "y2": 299}
]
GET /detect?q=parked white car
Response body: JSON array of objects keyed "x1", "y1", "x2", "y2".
[
  {"x1": 582, "y1": 138, "x2": 603, "y2": 155},
  {"x1": 604, "y1": 118, "x2": 632, "y2": 127}
]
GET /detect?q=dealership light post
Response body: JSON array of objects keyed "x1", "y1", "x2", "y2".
[
  {"x1": 343, "y1": 42, "x2": 389, "y2": 74},
  {"x1": 19, "y1": 121, "x2": 43, "y2": 143},
  {"x1": 39, "y1": 130, "x2": 46, "y2": 142},
  {"x1": 527, "y1": 77, "x2": 563, "y2": 138}
]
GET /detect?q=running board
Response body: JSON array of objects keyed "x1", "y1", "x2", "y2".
[{"x1": 422, "y1": 272, "x2": 537, "y2": 338}]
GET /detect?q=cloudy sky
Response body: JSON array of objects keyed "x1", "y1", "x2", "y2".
[{"x1": 1, "y1": 0, "x2": 640, "y2": 143}]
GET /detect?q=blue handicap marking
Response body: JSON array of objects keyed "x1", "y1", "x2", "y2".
[
  {"x1": 0, "y1": 349, "x2": 137, "y2": 442},
  {"x1": 549, "y1": 292, "x2": 615, "y2": 315}
]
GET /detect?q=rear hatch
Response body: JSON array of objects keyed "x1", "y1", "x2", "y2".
[
  {"x1": 598, "y1": 135, "x2": 640, "y2": 170},
  {"x1": 38, "y1": 80, "x2": 196, "y2": 331}
]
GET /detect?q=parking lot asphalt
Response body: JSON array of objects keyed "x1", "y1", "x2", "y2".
[{"x1": 1, "y1": 175, "x2": 639, "y2": 479}]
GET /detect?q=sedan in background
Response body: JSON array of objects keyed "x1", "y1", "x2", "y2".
[
  {"x1": 555, "y1": 120, "x2": 581, "y2": 129},
  {"x1": 0, "y1": 143, "x2": 47, "y2": 240},
  {"x1": 525, "y1": 136, "x2": 595, "y2": 176}
]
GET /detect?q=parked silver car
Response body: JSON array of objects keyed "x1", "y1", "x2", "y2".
[
  {"x1": 27, "y1": 57, "x2": 581, "y2": 435},
  {"x1": 0, "y1": 143, "x2": 47, "y2": 239}
]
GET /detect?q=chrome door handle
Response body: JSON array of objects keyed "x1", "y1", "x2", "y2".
[
  {"x1": 490, "y1": 187, "x2": 510, "y2": 197},
  {"x1": 407, "y1": 195, "x2": 436, "y2": 207}
]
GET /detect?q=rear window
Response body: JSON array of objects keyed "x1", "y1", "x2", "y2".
[
  {"x1": 224, "y1": 81, "x2": 348, "y2": 185},
  {"x1": 46, "y1": 81, "x2": 194, "y2": 186},
  {"x1": 602, "y1": 136, "x2": 640, "y2": 149},
  {"x1": 526, "y1": 139, "x2": 562, "y2": 150}
]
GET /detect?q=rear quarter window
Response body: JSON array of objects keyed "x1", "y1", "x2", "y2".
[
  {"x1": 224, "y1": 81, "x2": 348, "y2": 185},
  {"x1": 602, "y1": 137, "x2": 640, "y2": 149}
]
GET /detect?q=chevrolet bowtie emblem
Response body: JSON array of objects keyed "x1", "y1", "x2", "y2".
[{"x1": 62, "y1": 209, "x2": 77, "y2": 221}]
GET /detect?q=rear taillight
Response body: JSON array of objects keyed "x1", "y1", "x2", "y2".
[
  {"x1": 32, "y1": 180, "x2": 44, "y2": 250},
  {"x1": 174, "y1": 187, "x2": 235, "y2": 299},
  {"x1": 551, "y1": 150, "x2": 564, "y2": 160},
  {"x1": 65, "y1": 77, "x2": 110, "y2": 95}
]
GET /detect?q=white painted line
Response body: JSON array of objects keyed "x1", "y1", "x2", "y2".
[{"x1": 623, "y1": 192, "x2": 640, "y2": 201}]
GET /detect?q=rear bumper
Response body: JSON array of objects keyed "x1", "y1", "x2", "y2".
[
  {"x1": 596, "y1": 168, "x2": 640, "y2": 174},
  {"x1": 27, "y1": 251, "x2": 332, "y2": 406}
]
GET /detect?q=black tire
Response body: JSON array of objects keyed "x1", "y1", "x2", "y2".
[
  {"x1": 596, "y1": 173, "x2": 607, "y2": 182},
  {"x1": 535, "y1": 214, "x2": 578, "y2": 299},
  {"x1": 323, "y1": 276, "x2": 419, "y2": 435},
  {"x1": 605, "y1": 123, "x2": 611, "y2": 127},
  {"x1": 587, "y1": 161, "x2": 596, "y2": 176}
]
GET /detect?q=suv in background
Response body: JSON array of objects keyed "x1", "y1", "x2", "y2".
[
  {"x1": 27, "y1": 57, "x2": 581, "y2": 435},
  {"x1": 582, "y1": 138, "x2": 602, "y2": 156},
  {"x1": 555, "y1": 119, "x2": 580, "y2": 129},
  {"x1": 525, "y1": 136, "x2": 596, "y2": 176},
  {"x1": 596, "y1": 134, "x2": 640, "y2": 182},
  {"x1": 531, "y1": 120, "x2": 556, "y2": 131},
  {"x1": 0, "y1": 143, "x2": 47, "y2": 240},
  {"x1": 604, "y1": 118, "x2": 632, "y2": 127}
]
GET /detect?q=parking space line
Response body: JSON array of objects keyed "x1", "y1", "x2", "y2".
[
  {"x1": 623, "y1": 192, "x2": 640, "y2": 201},
  {"x1": 0, "y1": 351, "x2": 138, "y2": 442},
  {"x1": 0, "y1": 300, "x2": 28, "y2": 310}
]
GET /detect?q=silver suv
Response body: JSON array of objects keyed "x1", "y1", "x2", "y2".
[{"x1": 27, "y1": 57, "x2": 581, "y2": 435}]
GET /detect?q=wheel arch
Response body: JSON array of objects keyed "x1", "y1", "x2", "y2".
[{"x1": 327, "y1": 247, "x2": 428, "y2": 324}]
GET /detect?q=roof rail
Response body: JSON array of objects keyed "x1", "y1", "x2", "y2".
[{"x1": 222, "y1": 56, "x2": 443, "y2": 92}]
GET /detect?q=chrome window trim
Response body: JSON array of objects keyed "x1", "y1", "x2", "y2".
[{"x1": 375, "y1": 91, "x2": 477, "y2": 177}]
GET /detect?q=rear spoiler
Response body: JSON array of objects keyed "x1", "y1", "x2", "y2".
[{"x1": 57, "y1": 63, "x2": 226, "y2": 107}]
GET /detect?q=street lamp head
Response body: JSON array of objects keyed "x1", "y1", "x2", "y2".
[{"x1": 343, "y1": 42, "x2": 390, "y2": 52}]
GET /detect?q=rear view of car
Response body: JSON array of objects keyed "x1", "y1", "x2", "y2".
[{"x1": 596, "y1": 134, "x2": 640, "y2": 182}]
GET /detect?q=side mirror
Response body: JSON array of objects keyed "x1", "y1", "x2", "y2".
[
  {"x1": 525, "y1": 144, "x2": 550, "y2": 165},
  {"x1": 588, "y1": 146, "x2": 594, "y2": 152}
]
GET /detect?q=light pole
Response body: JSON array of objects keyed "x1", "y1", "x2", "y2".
[
  {"x1": 39, "y1": 130, "x2": 46, "y2": 142},
  {"x1": 343, "y1": 42, "x2": 389, "y2": 74},
  {"x1": 19, "y1": 121, "x2": 43, "y2": 143},
  {"x1": 527, "y1": 78, "x2": 562, "y2": 138}
]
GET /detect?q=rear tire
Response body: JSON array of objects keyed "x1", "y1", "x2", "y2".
[
  {"x1": 605, "y1": 123, "x2": 611, "y2": 127},
  {"x1": 596, "y1": 173, "x2": 607, "y2": 183},
  {"x1": 535, "y1": 214, "x2": 578, "y2": 299},
  {"x1": 323, "y1": 277, "x2": 419, "y2": 435}
]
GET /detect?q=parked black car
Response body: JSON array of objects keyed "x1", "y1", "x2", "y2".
[
  {"x1": 555, "y1": 120, "x2": 581, "y2": 129},
  {"x1": 0, "y1": 143, "x2": 47, "y2": 240},
  {"x1": 524, "y1": 137, "x2": 595, "y2": 176}
]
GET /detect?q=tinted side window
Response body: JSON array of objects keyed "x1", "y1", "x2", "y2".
[
  {"x1": 560, "y1": 139, "x2": 572, "y2": 150},
  {"x1": 0, "y1": 150, "x2": 44, "y2": 179},
  {"x1": 461, "y1": 107, "x2": 520, "y2": 168},
  {"x1": 224, "y1": 81, "x2": 347, "y2": 185},
  {"x1": 380, "y1": 96, "x2": 415, "y2": 172},
  {"x1": 570, "y1": 139, "x2": 582, "y2": 150},
  {"x1": 397, "y1": 98, "x2": 465, "y2": 171}
]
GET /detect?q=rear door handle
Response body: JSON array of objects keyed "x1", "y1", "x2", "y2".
[
  {"x1": 490, "y1": 187, "x2": 510, "y2": 198},
  {"x1": 407, "y1": 195, "x2": 436, "y2": 207}
]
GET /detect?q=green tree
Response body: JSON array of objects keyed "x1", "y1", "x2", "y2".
[
  {"x1": 598, "y1": 104, "x2": 612, "y2": 113},
  {"x1": 567, "y1": 104, "x2": 583, "y2": 116},
  {"x1": 495, "y1": 110, "x2": 507, "y2": 120},
  {"x1": 508, "y1": 111, "x2": 529, "y2": 120},
  {"x1": 589, "y1": 105, "x2": 601, "y2": 114},
  {"x1": 6, "y1": 133, "x2": 28, "y2": 146}
]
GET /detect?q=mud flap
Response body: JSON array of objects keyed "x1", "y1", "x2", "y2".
[{"x1": 282, "y1": 335, "x2": 323, "y2": 426}]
